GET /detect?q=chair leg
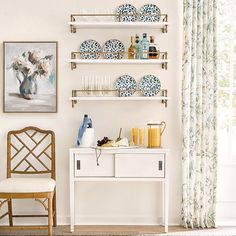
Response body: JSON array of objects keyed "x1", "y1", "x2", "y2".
[
  {"x1": 7, "y1": 199, "x2": 13, "y2": 226},
  {"x1": 53, "y1": 191, "x2": 57, "y2": 227},
  {"x1": 48, "y1": 197, "x2": 53, "y2": 236}
]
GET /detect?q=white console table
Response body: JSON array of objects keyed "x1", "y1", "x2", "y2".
[{"x1": 69, "y1": 147, "x2": 169, "y2": 233}]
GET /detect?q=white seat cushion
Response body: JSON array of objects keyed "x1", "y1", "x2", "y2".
[{"x1": 0, "y1": 178, "x2": 56, "y2": 193}]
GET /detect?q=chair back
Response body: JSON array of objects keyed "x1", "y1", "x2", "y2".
[{"x1": 7, "y1": 126, "x2": 55, "y2": 179}]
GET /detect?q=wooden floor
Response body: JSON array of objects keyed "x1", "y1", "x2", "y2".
[{"x1": 0, "y1": 225, "x2": 236, "y2": 236}]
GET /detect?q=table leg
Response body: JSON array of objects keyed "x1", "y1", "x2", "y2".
[
  {"x1": 70, "y1": 181, "x2": 75, "y2": 232},
  {"x1": 162, "y1": 181, "x2": 165, "y2": 226},
  {"x1": 70, "y1": 153, "x2": 75, "y2": 233},
  {"x1": 164, "y1": 179, "x2": 169, "y2": 233}
]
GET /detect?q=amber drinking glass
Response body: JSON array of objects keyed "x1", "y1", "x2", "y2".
[{"x1": 132, "y1": 128, "x2": 144, "y2": 146}]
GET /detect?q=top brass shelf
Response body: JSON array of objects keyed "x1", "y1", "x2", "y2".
[{"x1": 69, "y1": 13, "x2": 168, "y2": 33}]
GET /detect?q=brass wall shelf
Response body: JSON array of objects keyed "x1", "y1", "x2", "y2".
[
  {"x1": 70, "y1": 89, "x2": 168, "y2": 108},
  {"x1": 69, "y1": 13, "x2": 168, "y2": 33},
  {"x1": 70, "y1": 52, "x2": 168, "y2": 70},
  {"x1": 68, "y1": 11, "x2": 170, "y2": 109}
]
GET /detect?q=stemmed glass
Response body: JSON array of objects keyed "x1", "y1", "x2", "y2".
[
  {"x1": 82, "y1": 75, "x2": 113, "y2": 96},
  {"x1": 84, "y1": 76, "x2": 91, "y2": 95},
  {"x1": 104, "y1": 76, "x2": 111, "y2": 95},
  {"x1": 94, "y1": 76, "x2": 99, "y2": 95}
]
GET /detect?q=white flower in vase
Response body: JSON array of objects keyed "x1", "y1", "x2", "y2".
[{"x1": 11, "y1": 50, "x2": 53, "y2": 100}]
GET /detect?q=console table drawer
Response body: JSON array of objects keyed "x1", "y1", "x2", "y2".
[
  {"x1": 74, "y1": 154, "x2": 114, "y2": 177},
  {"x1": 115, "y1": 154, "x2": 165, "y2": 178}
]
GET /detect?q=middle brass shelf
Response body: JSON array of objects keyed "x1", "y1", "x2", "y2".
[{"x1": 70, "y1": 52, "x2": 168, "y2": 70}]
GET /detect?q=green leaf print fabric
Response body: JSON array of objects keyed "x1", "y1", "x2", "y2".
[{"x1": 182, "y1": 0, "x2": 218, "y2": 228}]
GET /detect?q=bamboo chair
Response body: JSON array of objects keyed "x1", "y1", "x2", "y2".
[{"x1": 0, "y1": 126, "x2": 56, "y2": 236}]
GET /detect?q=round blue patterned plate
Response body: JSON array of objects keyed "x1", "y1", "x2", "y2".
[
  {"x1": 139, "y1": 75, "x2": 161, "y2": 97},
  {"x1": 115, "y1": 75, "x2": 137, "y2": 97},
  {"x1": 79, "y1": 39, "x2": 101, "y2": 59},
  {"x1": 103, "y1": 39, "x2": 125, "y2": 60},
  {"x1": 116, "y1": 4, "x2": 138, "y2": 22},
  {"x1": 139, "y1": 4, "x2": 161, "y2": 22}
]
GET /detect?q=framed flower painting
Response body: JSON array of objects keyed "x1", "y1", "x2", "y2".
[{"x1": 3, "y1": 41, "x2": 58, "y2": 113}]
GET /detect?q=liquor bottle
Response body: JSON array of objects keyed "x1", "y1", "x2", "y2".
[
  {"x1": 135, "y1": 34, "x2": 142, "y2": 59},
  {"x1": 148, "y1": 36, "x2": 160, "y2": 59},
  {"x1": 141, "y1": 33, "x2": 149, "y2": 59},
  {"x1": 128, "y1": 36, "x2": 136, "y2": 59}
]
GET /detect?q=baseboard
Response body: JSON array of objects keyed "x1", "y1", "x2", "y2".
[
  {"x1": 0, "y1": 215, "x2": 180, "y2": 226},
  {"x1": 2, "y1": 215, "x2": 236, "y2": 227},
  {"x1": 57, "y1": 215, "x2": 181, "y2": 226},
  {"x1": 216, "y1": 218, "x2": 236, "y2": 226}
]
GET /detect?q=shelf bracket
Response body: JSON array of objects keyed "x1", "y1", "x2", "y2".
[
  {"x1": 72, "y1": 90, "x2": 78, "y2": 108},
  {"x1": 161, "y1": 90, "x2": 168, "y2": 108},
  {"x1": 162, "y1": 14, "x2": 168, "y2": 33},
  {"x1": 71, "y1": 52, "x2": 77, "y2": 70},
  {"x1": 161, "y1": 52, "x2": 168, "y2": 70},
  {"x1": 70, "y1": 15, "x2": 77, "y2": 33},
  {"x1": 71, "y1": 62, "x2": 77, "y2": 70},
  {"x1": 164, "y1": 62, "x2": 168, "y2": 70},
  {"x1": 71, "y1": 25, "x2": 77, "y2": 34},
  {"x1": 162, "y1": 25, "x2": 168, "y2": 33}
]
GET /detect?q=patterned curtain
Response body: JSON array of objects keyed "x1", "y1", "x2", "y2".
[{"x1": 182, "y1": 0, "x2": 218, "y2": 228}]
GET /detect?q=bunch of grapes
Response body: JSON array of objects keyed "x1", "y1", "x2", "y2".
[{"x1": 97, "y1": 137, "x2": 111, "y2": 146}]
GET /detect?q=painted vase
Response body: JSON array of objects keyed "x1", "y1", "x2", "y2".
[{"x1": 19, "y1": 74, "x2": 37, "y2": 100}]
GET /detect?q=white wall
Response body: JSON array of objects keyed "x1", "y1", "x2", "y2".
[
  {"x1": 0, "y1": 0, "x2": 182, "y2": 225},
  {"x1": 217, "y1": 164, "x2": 236, "y2": 226}
]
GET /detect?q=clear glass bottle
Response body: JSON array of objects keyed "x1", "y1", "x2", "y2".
[
  {"x1": 148, "y1": 36, "x2": 160, "y2": 59},
  {"x1": 141, "y1": 33, "x2": 149, "y2": 59},
  {"x1": 135, "y1": 34, "x2": 142, "y2": 59},
  {"x1": 128, "y1": 36, "x2": 137, "y2": 59}
]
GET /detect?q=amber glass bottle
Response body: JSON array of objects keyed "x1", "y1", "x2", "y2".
[{"x1": 128, "y1": 36, "x2": 137, "y2": 59}]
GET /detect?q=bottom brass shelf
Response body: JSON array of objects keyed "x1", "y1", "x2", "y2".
[{"x1": 70, "y1": 89, "x2": 169, "y2": 108}]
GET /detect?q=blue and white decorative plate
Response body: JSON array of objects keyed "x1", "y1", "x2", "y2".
[
  {"x1": 103, "y1": 39, "x2": 125, "y2": 60},
  {"x1": 139, "y1": 4, "x2": 161, "y2": 22},
  {"x1": 116, "y1": 4, "x2": 138, "y2": 22},
  {"x1": 115, "y1": 75, "x2": 137, "y2": 97},
  {"x1": 79, "y1": 40, "x2": 102, "y2": 59},
  {"x1": 139, "y1": 75, "x2": 161, "y2": 97}
]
